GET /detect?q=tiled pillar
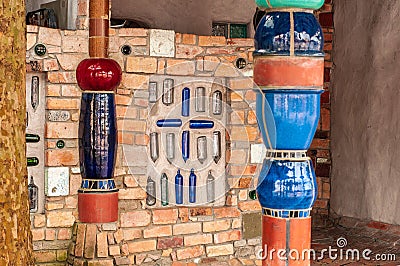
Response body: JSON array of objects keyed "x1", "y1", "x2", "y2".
[
  {"x1": 76, "y1": 0, "x2": 121, "y2": 223},
  {"x1": 253, "y1": 1, "x2": 325, "y2": 265}
]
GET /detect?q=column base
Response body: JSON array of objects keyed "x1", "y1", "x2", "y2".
[
  {"x1": 78, "y1": 191, "x2": 118, "y2": 223},
  {"x1": 262, "y1": 215, "x2": 311, "y2": 266}
]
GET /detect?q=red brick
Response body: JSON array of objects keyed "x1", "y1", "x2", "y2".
[
  {"x1": 75, "y1": 224, "x2": 86, "y2": 257},
  {"x1": 198, "y1": 36, "x2": 226, "y2": 46},
  {"x1": 319, "y1": 12, "x2": 333, "y2": 28},
  {"x1": 152, "y1": 209, "x2": 178, "y2": 224},
  {"x1": 32, "y1": 229, "x2": 45, "y2": 241},
  {"x1": 176, "y1": 44, "x2": 204, "y2": 59},
  {"x1": 47, "y1": 72, "x2": 76, "y2": 84},
  {"x1": 46, "y1": 122, "x2": 78, "y2": 139},
  {"x1": 47, "y1": 98, "x2": 80, "y2": 109},
  {"x1": 189, "y1": 207, "x2": 212, "y2": 216},
  {"x1": 184, "y1": 234, "x2": 212, "y2": 246},
  {"x1": 120, "y1": 211, "x2": 151, "y2": 227},
  {"x1": 118, "y1": 188, "x2": 146, "y2": 200},
  {"x1": 203, "y1": 219, "x2": 231, "y2": 233},
  {"x1": 126, "y1": 57, "x2": 157, "y2": 74},
  {"x1": 128, "y1": 240, "x2": 156, "y2": 253},
  {"x1": 97, "y1": 232, "x2": 108, "y2": 258},
  {"x1": 122, "y1": 228, "x2": 142, "y2": 240},
  {"x1": 157, "y1": 237, "x2": 184, "y2": 249},
  {"x1": 214, "y1": 230, "x2": 242, "y2": 244},
  {"x1": 206, "y1": 244, "x2": 234, "y2": 257},
  {"x1": 124, "y1": 175, "x2": 139, "y2": 187},
  {"x1": 230, "y1": 126, "x2": 259, "y2": 141},
  {"x1": 238, "y1": 201, "x2": 261, "y2": 212},
  {"x1": 182, "y1": 34, "x2": 197, "y2": 45},
  {"x1": 176, "y1": 246, "x2": 205, "y2": 260},
  {"x1": 46, "y1": 149, "x2": 79, "y2": 166},
  {"x1": 34, "y1": 251, "x2": 57, "y2": 263},
  {"x1": 229, "y1": 78, "x2": 254, "y2": 90},
  {"x1": 58, "y1": 228, "x2": 72, "y2": 240},
  {"x1": 214, "y1": 207, "x2": 241, "y2": 219},
  {"x1": 118, "y1": 131, "x2": 134, "y2": 145},
  {"x1": 143, "y1": 225, "x2": 172, "y2": 238},
  {"x1": 173, "y1": 223, "x2": 202, "y2": 235},
  {"x1": 84, "y1": 224, "x2": 97, "y2": 259},
  {"x1": 178, "y1": 208, "x2": 189, "y2": 222}
]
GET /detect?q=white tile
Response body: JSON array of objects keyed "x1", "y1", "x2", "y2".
[
  {"x1": 250, "y1": 144, "x2": 266, "y2": 164},
  {"x1": 45, "y1": 167, "x2": 70, "y2": 196},
  {"x1": 149, "y1": 29, "x2": 175, "y2": 57}
]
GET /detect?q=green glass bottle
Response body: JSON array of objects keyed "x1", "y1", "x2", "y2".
[
  {"x1": 249, "y1": 190, "x2": 257, "y2": 200},
  {"x1": 27, "y1": 157, "x2": 39, "y2": 167},
  {"x1": 26, "y1": 133, "x2": 40, "y2": 143}
]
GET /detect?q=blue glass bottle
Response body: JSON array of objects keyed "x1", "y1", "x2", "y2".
[
  {"x1": 175, "y1": 170, "x2": 183, "y2": 204},
  {"x1": 156, "y1": 119, "x2": 182, "y2": 127},
  {"x1": 182, "y1": 131, "x2": 190, "y2": 162},
  {"x1": 189, "y1": 120, "x2": 214, "y2": 129},
  {"x1": 189, "y1": 169, "x2": 197, "y2": 203},
  {"x1": 182, "y1": 87, "x2": 190, "y2": 117}
]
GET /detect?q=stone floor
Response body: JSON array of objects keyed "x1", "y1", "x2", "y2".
[{"x1": 172, "y1": 218, "x2": 400, "y2": 266}]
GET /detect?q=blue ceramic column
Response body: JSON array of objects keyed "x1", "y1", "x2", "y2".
[
  {"x1": 253, "y1": 1, "x2": 324, "y2": 265},
  {"x1": 76, "y1": 0, "x2": 122, "y2": 223}
]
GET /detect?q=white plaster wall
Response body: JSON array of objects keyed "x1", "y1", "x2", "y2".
[{"x1": 331, "y1": 0, "x2": 400, "y2": 225}]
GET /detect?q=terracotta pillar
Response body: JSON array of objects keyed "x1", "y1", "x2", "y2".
[
  {"x1": 253, "y1": 1, "x2": 325, "y2": 265},
  {"x1": 76, "y1": 0, "x2": 121, "y2": 223}
]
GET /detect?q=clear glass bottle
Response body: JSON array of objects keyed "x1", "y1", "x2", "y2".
[
  {"x1": 195, "y1": 87, "x2": 206, "y2": 112},
  {"x1": 166, "y1": 133, "x2": 175, "y2": 163},
  {"x1": 160, "y1": 173, "x2": 169, "y2": 206},
  {"x1": 206, "y1": 171, "x2": 215, "y2": 203},
  {"x1": 197, "y1": 136, "x2": 207, "y2": 164},
  {"x1": 150, "y1": 132, "x2": 159, "y2": 162},
  {"x1": 212, "y1": 131, "x2": 221, "y2": 164},
  {"x1": 162, "y1": 79, "x2": 174, "y2": 105},
  {"x1": 146, "y1": 176, "x2": 156, "y2": 206},
  {"x1": 212, "y1": 90, "x2": 223, "y2": 115}
]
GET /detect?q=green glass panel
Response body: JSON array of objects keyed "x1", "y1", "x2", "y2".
[{"x1": 230, "y1": 24, "x2": 247, "y2": 38}]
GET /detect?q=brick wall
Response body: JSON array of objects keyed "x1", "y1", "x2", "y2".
[
  {"x1": 311, "y1": 0, "x2": 334, "y2": 224},
  {"x1": 26, "y1": 2, "x2": 334, "y2": 264}
]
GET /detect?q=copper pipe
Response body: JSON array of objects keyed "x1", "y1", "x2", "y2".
[{"x1": 89, "y1": 0, "x2": 109, "y2": 58}]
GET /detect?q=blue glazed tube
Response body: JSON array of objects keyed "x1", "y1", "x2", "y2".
[
  {"x1": 182, "y1": 87, "x2": 190, "y2": 117},
  {"x1": 189, "y1": 120, "x2": 214, "y2": 129},
  {"x1": 79, "y1": 93, "x2": 117, "y2": 180},
  {"x1": 189, "y1": 169, "x2": 197, "y2": 203},
  {"x1": 175, "y1": 170, "x2": 183, "y2": 204},
  {"x1": 156, "y1": 119, "x2": 182, "y2": 127},
  {"x1": 182, "y1": 131, "x2": 190, "y2": 162}
]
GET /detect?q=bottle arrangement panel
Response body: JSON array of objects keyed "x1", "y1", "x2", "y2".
[{"x1": 145, "y1": 77, "x2": 227, "y2": 207}]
